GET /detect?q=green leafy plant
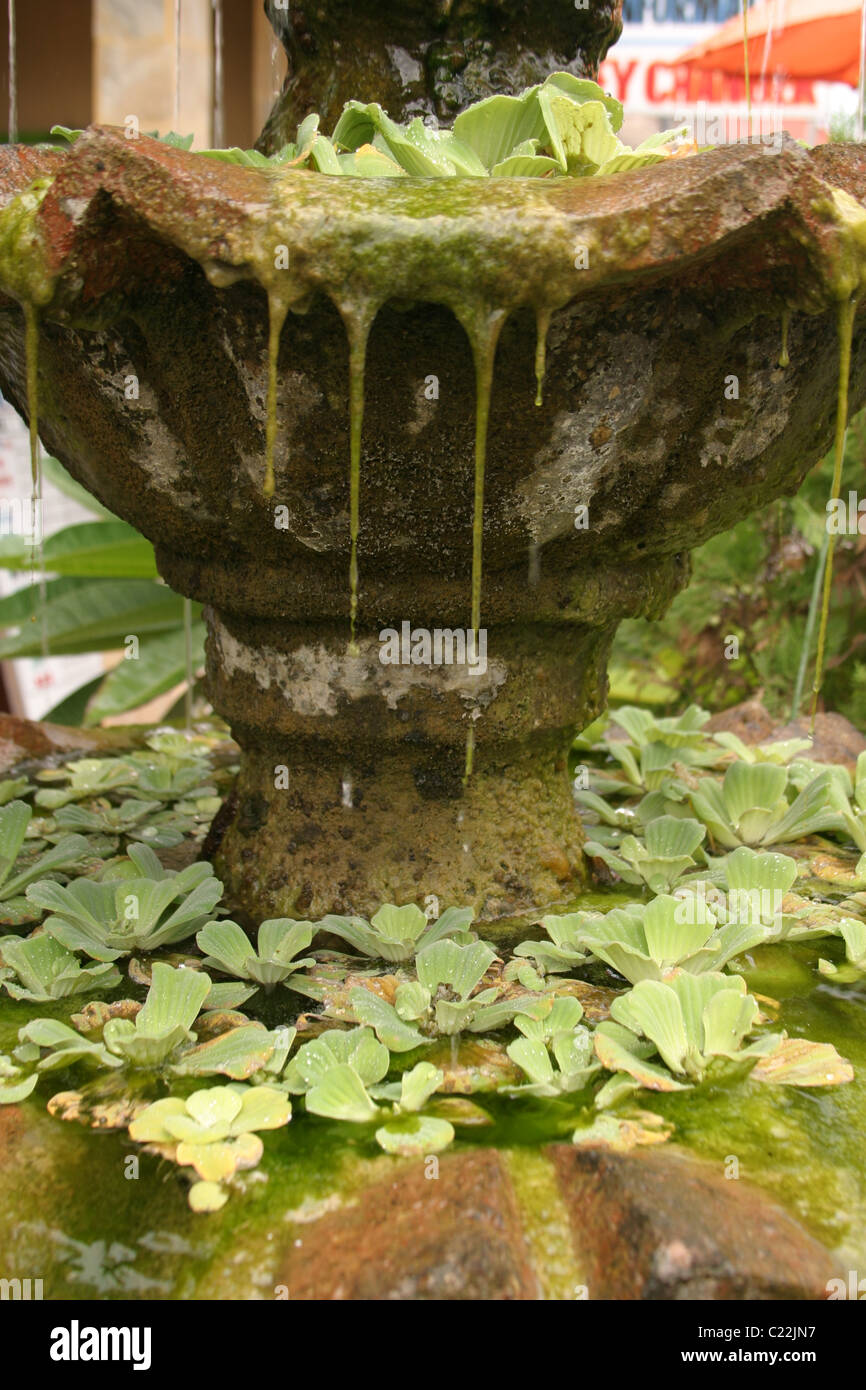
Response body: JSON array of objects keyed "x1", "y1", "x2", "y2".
[
  {"x1": 282, "y1": 1027, "x2": 390, "y2": 1122},
  {"x1": 0, "y1": 1052, "x2": 38, "y2": 1104},
  {"x1": 0, "y1": 932, "x2": 121, "y2": 1001},
  {"x1": 689, "y1": 763, "x2": 840, "y2": 848},
  {"x1": 348, "y1": 939, "x2": 536, "y2": 1046},
  {"x1": 370, "y1": 1062, "x2": 454, "y2": 1156},
  {"x1": 0, "y1": 458, "x2": 205, "y2": 726},
  {"x1": 0, "y1": 799, "x2": 92, "y2": 927},
  {"x1": 575, "y1": 894, "x2": 766, "y2": 984},
  {"x1": 583, "y1": 815, "x2": 706, "y2": 893},
  {"x1": 27, "y1": 844, "x2": 223, "y2": 959},
  {"x1": 506, "y1": 998, "x2": 601, "y2": 1097},
  {"x1": 18, "y1": 963, "x2": 288, "y2": 1080},
  {"x1": 320, "y1": 902, "x2": 474, "y2": 962},
  {"x1": 128, "y1": 1083, "x2": 291, "y2": 1211},
  {"x1": 196, "y1": 918, "x2": 317, "y2": 990},
  {"x1": 511, "y1": 911, "x2": 597, "y2": 977},
  {"x1": 595, "y1": 973, "x2": 781, "y2": 1089}
]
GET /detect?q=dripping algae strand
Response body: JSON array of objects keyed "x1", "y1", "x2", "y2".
[
  {"x1": 346, "y1": 317, "x2": 372, "y2": 654},
  {"x1": 464, "y1": 310, "x2": 506, "y2": 782},
  {"x1": 810, "y1": 295, "x2": 857, "y2": 724},
  {"x1": 263, "y1": 292, "x2": 289, "y2": 498}
]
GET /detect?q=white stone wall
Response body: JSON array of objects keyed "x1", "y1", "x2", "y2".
[{"x1": 93, "y1": 0, "x2": 213, "y2": 145}]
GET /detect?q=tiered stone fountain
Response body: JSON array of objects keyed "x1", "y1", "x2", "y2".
[{"x1": 0, "y1": 0, "x2": 866, "y2": 925}]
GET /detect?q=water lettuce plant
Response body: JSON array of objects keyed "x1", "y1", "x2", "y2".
[
  {"x1": 506, "y1": 998, "x2": 601, "y2": 1097},
  {"x1": 0, "y1": 932, "x2": 121, "y2": 1001},
  {"x1": 27, "y1": 844, "x2": 223, "y2": 959},
  {"x1": 196, "y1": 917, "x2": 316, "y2": 990},
  {"x1": 54, "y1": 798, "x2": 185, "y2": 850},
  {"x1": 510, "y1": 911, "x2": 597, "y2": 977},
  {"x1": 595, "y1": 972, "x2": 780, "y2": 1089},
  {"x1": 583, "y1": 815, "x2": 706, "y2": 893},
  {"x1": 0, "y1": 799, "x2": 92, "y2": 926},
  {"x1": 575, "y1": 895, "x2": 765, "y2": 984},
  {"x1": 128, "y1": 1083, "x2": 291, "y2": 1211},
  {"x1": 689, "y1": 763, "x2": 840, "y2": 848},
  {"x1": 0, "y1": 1052, "x2": 38, "y2": 1104},
  {"x1": 320, "y1": 902, "x2": 473, "y2": 962},
  {"x1": 371, "y1": 1062, "x2": 454, "y2": 1156},
  {"x1": 19, "y1": 963, "x2": 288, "y2": 1080},
  {"x1": 34, "y1": 758, "x2": 139, "y2": 808},
  {"x1": 282, "y1": 1026, "x2": 390, "y2": 1122},
  {"x1": 348, "y1": 939, "x2": 537, "y2": 1047}
]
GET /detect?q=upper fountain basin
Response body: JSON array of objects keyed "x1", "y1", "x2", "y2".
[{"x1": 0, "y1": 129, "x2": 865, "y2": 626}]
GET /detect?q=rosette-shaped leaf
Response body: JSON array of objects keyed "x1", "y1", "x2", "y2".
[
  {"x1": 0, "y1": 932, "x2": 121, "y2": 1001},
  {"x1": 196, "y1": 917, "x2": 316, "y2": 989},
  {"x1": 583, "y1": 815, "x2": 706, "y2": 893},
  {"x1": 29, "y1": 843, "x2": 223, "y2": 959},
  {"x1": 129, "y1": 1082, "x2": 291, "y2": 1211},
  {"x1": 319, "y1": 902, "x2": 473, "y2": 962},
  {"x1": 0, "y1": 799, "x2": 91, "y2": 926},
  {"x1": 689, "y1": 763, "x2": 838, "y2": 849},
  {"x1": 601, "y1": 972, "x2": 779, "y2": 1085},
  {"x1": 577, "y1": 894, "x2": 765, "y2": 984}
]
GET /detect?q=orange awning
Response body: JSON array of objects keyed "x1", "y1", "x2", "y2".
[{"x1": 676, "y1": 0, "x2": 863, "y2": 86}]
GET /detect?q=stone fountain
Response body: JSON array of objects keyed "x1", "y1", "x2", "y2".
[{"x1": 0, "y1": 1, "x2": 865, "y2": 923}]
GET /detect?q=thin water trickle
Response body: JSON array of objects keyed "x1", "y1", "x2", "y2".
[
  {"x1": 174, "y1": 0, "x2": 182, "y2": 131},
  {"x1": 341, "y1": 778, "x2": 353, "y2": 809},
  {"x1": 212, "y1": 0, "x2": 224, "y2": 148},
  {"x1": 6, "y1": 0, "x2": 15, "y2": 144},
  {"x1": 534, "y1": 305, "x2": 551, "y2": 407}
]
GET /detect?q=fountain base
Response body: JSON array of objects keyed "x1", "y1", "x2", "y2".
[{"x1": 213, "y1": 733, "x2": 586, "y2": 922}]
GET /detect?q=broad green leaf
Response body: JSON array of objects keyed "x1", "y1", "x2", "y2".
[
  {"x1": 305, "y1": 1062, "x2": 378, "y2": 1122},
  {"x1": 0, "y1": 521, "x2": 157, "y2": 577},
  {"x1": 375, "y1": 1114, "x2": 454, "y2": 1155},
  {"x1": 349, "y1": 988, "x2": 426, "y2": 1052},
  {"x1": 84, "y1": 624, "x2": 206, "y2": 725},
  {"x1": 0, "y1": 580, "x2": 190, "y2": 659}
]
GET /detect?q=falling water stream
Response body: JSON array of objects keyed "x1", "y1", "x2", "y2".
[
  {"x1": 6, "y1": 0, "x2": 15, "y2": 144},
  {"x1": 174, "y1": 0, "x2": 182, "y2": 131},
  {"x1": 212, "y1": 0, "x2": 225, "y2": 150}
]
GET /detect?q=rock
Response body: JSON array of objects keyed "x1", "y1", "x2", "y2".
[
  {"x1": 774, "y1": 712, "x2": 866, "y2": 775},
  {"x1": 0, "y1": 713, "x2": 143, "y2": 775},
  {"x1": 705, "y1": 699, "x2": 778, "y2": 745},
  {"x1": 550, "y1": 1144, "x2": 839, "y2": 1300},
  {"x1": 706, "y1": 701, "x2": 866, "y2": 774},
  {"x1": 277, "y1": 1149, "x2": 538, "y2": 1300}
]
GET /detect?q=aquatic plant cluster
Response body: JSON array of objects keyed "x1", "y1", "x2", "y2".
[
  {"x1": 55, "y1": 74, "x2": 693, "y2": 182},
  {"x1": 0, "y1": 714, "x2": 862, "y2": 1213}
]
